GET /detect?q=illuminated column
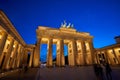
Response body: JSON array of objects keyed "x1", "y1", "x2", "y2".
[
  {"x1": 107, "y1": 50, "x2": 114, "y2": 64},
  {"x1": 68, "y1": 42, "x2": 73, "y2": 66},
  {"x1": 76, "y1": 41, "x2": 80, "y2": 65},
  {"x1": 60, "y1": 39, "x2": 65, "y2": 66},
  {"x1": 56, "y1": 39, "x2": 65, "y2": 67},
  {"x1": 104, "y1": 50, "x2": 110, "y2": 64},
  {"x1": 56, "y1": 40, "x2": 61, "y2": 66},
  {"x1": 96, "y1": 52, "x2": 101, "y2": 64},
  {"x1": 46, "y1": 38, "x2": 53, "y2": 67},
  {"x1": 16, "y1": 44, "x2": 22, "y2": 68},
  {"x1": 0, "y1": 31, "x2": 8, "y2": 67},
  {"x1": 76, "y1": 40, "x2": 83, "y2": 65},
  {"x1": 68, "y1": 42, "x2": 71, "y2": 66},
  {"x1": 29, "y1": 49, "x2": 34, "y2": 67},
  {"x1": 72, "y1": 40, "x2": 77, "y2": 66},
  {"x1": 21, "y1": 47, "x2": 26, "y2": 67},
  {"x1": 87, "y1": 40, "x2": 94, "y2": 64},
  {"x1": 0, "y1": 31, "x2": 8, "y2": 54},
  {"x1": 112, "y1": 49, "x2": 120, "y2": 64},
  {"x1": 9, "y1": 41, "x2": 18, "y2": 69},
  {"x1": 68, "y1": 40, "x2": 76, "y2": 66},
  {"x1": 2, "y1": 37, "x2": 14, "y2": 70},
  {"x1": 94, "y1": 51, "x2": 99, "y2": 64},
  {"x1": 22, "y1": 49, "x2": 28, "y2": 64},
  {"x1": 33, "y1": 38, "x2": 41, "y2": 67},
  {"x1": 114, "y1": 49, "x2": 120, "y2": 63},
  {"x1": 81, "y1": 40, "x2": 87, "y2": 65}
]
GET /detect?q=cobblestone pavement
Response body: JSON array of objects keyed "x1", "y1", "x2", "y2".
[{"x1": 0, "y1": 66, "x2": 120, "y2": 80}]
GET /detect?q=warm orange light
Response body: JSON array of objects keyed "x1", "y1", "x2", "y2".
[
  {"x1": 0, "y1": 32, "x2": 2, "y2": 39},
  {"x1": 13, "y1": 45, "x2": 15, "y2": 48},
  {"x1": 7, "y1": 40, "x2": 10, "y2": 44},
  {"x1": 0, "y1": 35, "x2": 2, "y2": 39}
]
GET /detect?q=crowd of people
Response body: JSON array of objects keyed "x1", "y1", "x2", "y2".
[{"x1": 93, "y1": 63, "x2": 112, "y2": 80}]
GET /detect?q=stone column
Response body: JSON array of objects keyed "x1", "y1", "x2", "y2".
[
  {"x1": 88, "y1": 40, "x2": 94, "y2": 64},
  {"x1": 68, "y1": 41, "x2": 75, "y2": 66},
  {"x1": 81, "y1": 40, "x2": 87, "y2": 65},
  {"x1": 71, "y1": 40, "x2": 77, "y2": 66},
  {"x1": 112, "y1": 49, "x2": 120, "y2": 64},
  {"x1": 33, "y1": 38, "x2": 41, "y2": 67},
  {"x1": 68, "y1": 42, "x2": 72, "y2": 66},
  {"x1": 115, "y1": 49, "x2": 120, "y2": 64},
  {"x1": 9, "y1": 42, "x2": 18, "y2": 69},
  {"x1": 56, "y1": 40, "x2": 61, "y2": 66},
  {"x1": 76, "y1": 41, "x2": 79, "y2": 65},
  {"x1": 0, "y1": 31, "x2": 8, "y2": 67},
  {"x1": 96, "y1": 51, "x2": 100, "y2": 64},
  {"x1": 56, "y1": 39, "x2": 65, "y2": 67},
  {"x1": 68, "y1": 40, "x2": 77, "y2": 66},
  {"x1": 0, "y1": 31, "x2": 8, "y2": 54},
  {"x1": 104, "y1": 50, "x2": 110, "y2": 64},
  {"x1": 20, "y1": 47, "x2": 25, "y2": 67},
  {"x1": 60, "y1": 39, "x2": 65, "y2": 66},
  {"x1": 46, "y1": 38, "x2": 53, "y2": 67},
  {"x1": 29, "y1": 49, "x2": 34, "y2": 68},
  {"x1": 2, "y1": 37, "x2": 14, "y2": 70},
  {"x1": 76, "y1": 41, "x2": 84, "y2": 65},
  {"x1": 16, "y1": 44, "x2": 22, "y2": 68},
  {"x1": 106, "y1": 50, "x2": 114, "y2": 64},
  {"x1": 22, "y1": 49, "x2": 28, "y2": 65},
  {"x1": 94, "y1": 51, "x2": 99, "y2": 64}
]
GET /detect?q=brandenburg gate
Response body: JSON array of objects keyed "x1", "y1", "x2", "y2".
[
  {"x1": 1, "y1": 10, "x2": 120, "y2": 70},
  {"x1": 0, "y1": 10, "x2": 94, "y2": 69},
  {"x1": 33, "y1": 22, "x2": 94, "y2": 67}
]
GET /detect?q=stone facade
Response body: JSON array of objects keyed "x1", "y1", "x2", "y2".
[
  {"x1": 0, "y1": 11, "x2": 34, "y2": 70},
  {"x1": 35, "y1": 26, "x2": 94, "y2": 67},
  {"x1": 0, "y1": 10, "x2": 119, "y2": 70},
  {"x1": 95, "y1": 43, "x2": 120, "y2": 65}
]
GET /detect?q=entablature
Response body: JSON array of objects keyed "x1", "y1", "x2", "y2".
[
  {"x1": 0, "y1": 10, "x2": 26, "y2": 46},
  {"x1": 36, "y1": 26, "x2": 93, "y2": 41}
]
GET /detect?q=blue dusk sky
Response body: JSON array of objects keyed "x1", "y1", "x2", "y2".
[{"x1": 0, "y1": 0, "x2": 120, "y2": 61}]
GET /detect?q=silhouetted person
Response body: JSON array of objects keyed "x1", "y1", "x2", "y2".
[
  {"x1": 105, "y1": 63, "x2": 112, "y2": 80},
  {"x1": 98, "y1": 64, "x2": 105, "y2": 80},
  {"x1": 93, "y1": 64, "x2": 99, "y2": 80}
]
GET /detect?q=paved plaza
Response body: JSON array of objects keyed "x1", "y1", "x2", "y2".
[{"x1": 0, "y1": 66, "x2": 120, "y2": 80}]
